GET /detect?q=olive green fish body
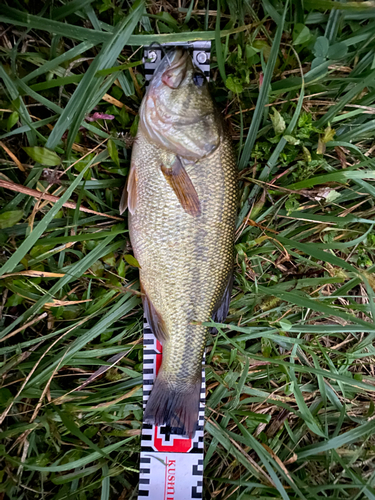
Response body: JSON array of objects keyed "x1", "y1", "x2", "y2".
[
  {"x1": 123, "y1": 50, "x2": 237, "y2": 435},
  {"x1": 130, "y1": 130, "x2": 236, "y2": 377}
]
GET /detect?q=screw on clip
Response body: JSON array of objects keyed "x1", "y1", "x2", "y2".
[
  {"x1": 148, "y1": 50, "x2": 157, "y2": 63},
  {"x1": 196, "y1": 52, "x2": 207, "y2": 64}
]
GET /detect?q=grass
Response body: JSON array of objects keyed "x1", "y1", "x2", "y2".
[{"x1": 0, "y1": 0, "x2": 375, "y2": 498}]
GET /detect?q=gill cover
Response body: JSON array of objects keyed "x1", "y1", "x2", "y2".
[{"x1": 139, "y1": 49, "x2": 222, "y2": 161}]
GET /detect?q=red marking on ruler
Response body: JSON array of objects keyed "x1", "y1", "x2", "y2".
[
  {"x1": 156, "y1": 339, "x2": 162, "y2": 353},
  {"x1": 154, "y1": 427, "x2": 192, "y2": 453},
  {"x1": 164, "y1": 456, "x2": 168, "y2": 500},
  {"x1": 155, "y1": 339, "x2": 162, "y2": 374},
  {"x1": 164, "y1": 458, "x2": 176, "y2": 500},
  {"x1": 156, "y1": 353, "x2": 162, "y2": 375}
]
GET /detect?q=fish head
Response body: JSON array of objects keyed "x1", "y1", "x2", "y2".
[{"x1": 140, "y1": 49, "x2": 222, "y2": 161}]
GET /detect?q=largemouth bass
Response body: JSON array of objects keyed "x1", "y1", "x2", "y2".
[{"x1": 120, "y1": 49, "x2": 237, "y2": 436}]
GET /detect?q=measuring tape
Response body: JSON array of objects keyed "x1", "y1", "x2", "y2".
[{"x1": 137, "y1": 42, "x2": 211, "y2": 499}]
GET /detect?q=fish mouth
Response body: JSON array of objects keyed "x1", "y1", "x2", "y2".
[
  {"x1": 159, "y1": 49, "x2": 189, "y2": 89},
  {"x1": 153, "y1": 48, "x2": 188, "y2": 74},
  {"x1": 164, "y1": 49, "x2": 189, "y2": 70}
]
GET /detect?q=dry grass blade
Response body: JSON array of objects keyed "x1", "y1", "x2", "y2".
[
  {"x1": 0, "y1": 140, "x2": 25, "y2": 172},
  {"x1": 0, "y1": 271, "x2": 65, "y2": 279},
  {"x1": 0, "y1": 180, "x2": 123, "y2": 220},
  {"x1": 0, "y1": 312, "x2": 48, "y2": 343},
  {"x1": 89, "y1": 385, "x2": 142, "y2": 409}
]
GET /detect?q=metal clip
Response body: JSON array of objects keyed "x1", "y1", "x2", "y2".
[{"x1": 143, "y1": 41, "x2": 211, "y2": 83}]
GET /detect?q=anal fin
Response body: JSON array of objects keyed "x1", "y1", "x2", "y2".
[
  {"x1": 161, "y1": 156, "x2": 200, "y2": 217},
  {"x1": 142, "y1": 284, "x2": 168, "y2": 344}
]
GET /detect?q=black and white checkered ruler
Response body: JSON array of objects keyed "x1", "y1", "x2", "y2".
[
  {"x1": 143, "y1": 41, "x2": 211, "y2": 83},
  {"x1": 137, "y1": 41, "x2": 211, "y2": 500},
  {"x1": 138, "y1": 320, "x2": 205, "y2": 500}
]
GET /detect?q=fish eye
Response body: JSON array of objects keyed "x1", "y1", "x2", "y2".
[{"x1": 193, "y1": 72, "x2": 205, "y2": 87}]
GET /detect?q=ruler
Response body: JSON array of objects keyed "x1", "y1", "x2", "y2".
[
  {"x1": 138, "y1": 320, "x2": 205, "y2": 500},
  {"x1": 137, "y1": 42, "x2": 211, "y2": 499}
]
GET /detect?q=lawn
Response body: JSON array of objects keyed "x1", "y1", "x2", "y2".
[{"x1": 1, "y1": 0, "x2": 375, "y2": 498}]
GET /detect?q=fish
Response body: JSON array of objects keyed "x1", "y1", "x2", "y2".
[{"x1": 119, "y1": 49, "x2": 237, "y2": 436}]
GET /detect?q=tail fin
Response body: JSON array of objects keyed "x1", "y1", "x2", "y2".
[{"x1": 143, "y1": 374, "x2": 201, "y2": 438}]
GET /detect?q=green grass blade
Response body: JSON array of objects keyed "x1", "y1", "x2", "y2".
[
  {"x1": 215, "y1": 0, "x2": 226, "y2": 83},
  {"x1": 52, "y1": 0, "x2": 95, "y2": 20},
  {"x1": 297, "y1": 419, "x2": 375, "y2": 460},
  {"x1": 45, "y1": 1, "x2": 145, "y2": 153},
  {"x1": 0, "y1": 152, "x2": 107, "y2": 278},
  {"x1": 238, "y1": 1, "x2": 288, "y2": 171},
  {"x1": 21, "y1": 41, "x2": 96, "y2": 83},
  {"x1": 10, "y1": 439, "x2": 133, "y2": 472},
  {"x1": 29, "y1": 293, "x2": 140, "y2": 386}
]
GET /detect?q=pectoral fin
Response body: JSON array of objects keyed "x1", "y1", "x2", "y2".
[
  {"x1": 161, "y1": 156, "x2": 200, "y2": 217},
  {"x1": 119, "y1": 185, "x2": 128, "y2": 215},
  {"x1": 119, "y1": 162, "x2": 137, "y2": 215}
]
